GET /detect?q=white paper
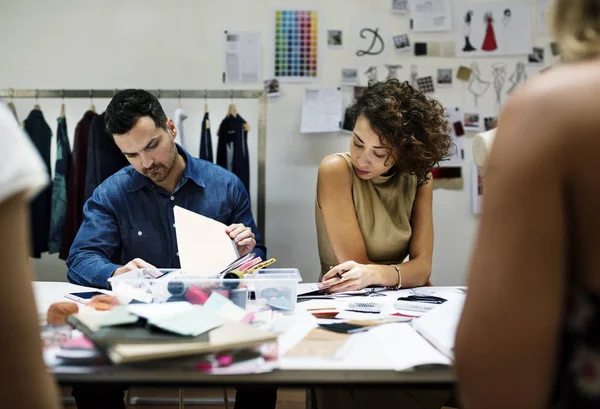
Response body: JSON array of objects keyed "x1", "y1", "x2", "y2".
[
  {"x1": 411, "y1": 297, "x2": 466, "y2": 359},
  {"x1": 536, "y1": 0, "x2": 550, "y2": 34},
  {"x1": 224, "y1": 31, "x2": 262, "y2": 84},
  {"x1": 445, "y1": 106, "x2": 465, "y2": 163},
  {"x1": 454, "y1": 1, "x2": 533, "y2": 57},
  {"x1": 173, "y1": 206, "x2": 238, "y2": 276},
  {"x1": 149, "y1": 306, "x2": 224, "y2": 337},
  {"x1": 300, "y1": 87, "x2": 343, "y2": 134},
  {"x1": 127, "y1": 302, "x2": 195, "y2": 321},
  {"x1": 471, "y1": 161, "x2": 483, "y2": 214},
  {"x1": 410, "y1": 0, "x2": 452, "y2": 32}
]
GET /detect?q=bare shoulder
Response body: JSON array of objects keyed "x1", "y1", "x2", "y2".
[{"x1": 318, "y1": 154, "x2": 351, "y2": 182}]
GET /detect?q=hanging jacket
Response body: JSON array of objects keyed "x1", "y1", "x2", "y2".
[
  {"x1": 216, "y1": 114, "x2": 250, "y2": 193},
  {"x1": 23, "y1": 109, "x2": 52, "y2": 258},
  {"x1": 199, "y1": 112, "x2": 213, "y2": 162},
  {"x1": 60, "y1": 110, "x2": 96, "y2": 259},
  {"x1": 48, "y1": 116, "x2": 71, "y2": 254},
  {"x1": 84, "y1": 112, "x2": 129, "y2": 202}
]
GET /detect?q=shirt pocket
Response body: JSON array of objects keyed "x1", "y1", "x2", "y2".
[{"x1": 119, "y1": 227, "x2": 163, "y2": 266}]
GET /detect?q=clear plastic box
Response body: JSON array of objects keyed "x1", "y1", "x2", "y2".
[{"x1": 107, "y1": 268, "x2": 301, "y2": 313}]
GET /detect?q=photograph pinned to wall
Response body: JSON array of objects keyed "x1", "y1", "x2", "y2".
[
  {"x1": 454, "y1": 2, "x2": 533, "y2": 57},
  {"x1": 264, "y1": 78, "x2": 280, "y2": 97},
  {"x1": 456, "y1": 65, "x2": 472, "y2": 81},
  {"x1": 467, "y1": 62, "x2": 490, "y2": 107},
  {"x1": 351, "y1": 17, "x2": 390, "y2": 64},
  {"x1": 385, "y1": 64, "x2": 403, "y2": 80},
  {"x1": 416, "y1": 76, "x2": 435, "y2": 93},
  {"x1": 471, "y1": 161, "x2": 484, "y2": 214},
  {"x1": 341, "y1": 68, "x2": 359, "y2": 85},
  {"x1": 300, "y1": 87, "x2": 343, "y2": 134},
  {"x1": 410, "y1": 0, "x2": 452, "y2": 32},
  {"x1": 328, "y1": 30, "x2": 343, "y2": 48},
  {"x1": 528, "y1": 47, "x2": 545, "y2": 65},
  {"x1": 464, "y1": 112, "x2": 481, "y2": 131},
  {"x1": 431, "y1": 167, "x2": 463, "y2": 190},
  {"x1": 484, "y1": 116, "x2": 497, "y2": 131},
  {"x1": 393, "y1": 34, "x2": 411, "y2": 51},
  {"x1": 445, "y1": 106, "x2": 465, "y2": 163},
  {"x1": 437, "y1": 68, "x2": 453, "y2": 87},
  {"x1": 392, "y1": 0, "x2": 409, "y2": 14},
  {"x1": 550, "y1": 42, "x2": 560, "y2": 56},
  {"x1": 341, "y1": 108, "x2": 354, "y2": 134},
  {"x1": 507, "y1": 61, "x2": 527, "y2": 94},
  {"x1": 273, "y1": 9, "x2": 320, "y2": 82}
]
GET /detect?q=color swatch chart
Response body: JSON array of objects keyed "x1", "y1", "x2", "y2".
[{"x1": 273, "y1": 9, "x2": 319, "y2": 80}]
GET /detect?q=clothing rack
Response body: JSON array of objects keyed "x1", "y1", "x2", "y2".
[{"x1": 0, "y1": 88, "x2": 268, "y2": 239}]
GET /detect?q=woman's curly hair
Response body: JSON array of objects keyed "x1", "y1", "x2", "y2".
[{"x1": 347, "y1": 79, "x2": 454, "y2": 185}]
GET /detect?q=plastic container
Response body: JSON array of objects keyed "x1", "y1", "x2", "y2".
[{"x1": 107, "y1": 268, "x2": 301, "y2": 313}]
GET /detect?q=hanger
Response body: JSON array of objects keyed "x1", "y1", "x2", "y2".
[
  {"x1": 227, "y1": 90, "x2": 237, "y2": 117},
  {"x1": 177, "y1": 89, "x2": 182, "y2": 108},
  {"x1": 204, "y1": 90, "x2": 208, "y2": 113},
  {"x1": 89, "y1": 89, "x2": 96, "y2": 113},
  {"x1": 7, "y1": 88, "x2": 18, "y2": 120},
  {"x1": 59, "y1": 90, "x2": 66, "y2": 118},
  {"x1": 33, "y1": 89, "x2": 41, "y2": 110}
]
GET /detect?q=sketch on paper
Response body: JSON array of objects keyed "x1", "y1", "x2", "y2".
[
  {"x1": 467, "y1": 62, "x2": 490, "y2": 107},
  {"x1": 356, "y1": 28, "x2": 385, "y2": 56},
  {"x1": 385, "y1": 64, "x2": 403, "y2": 80},
  {"x1": 462, "y1": 11, "x2": 477, "y2": 52},
  {"x1": 410, "y1": 65, "x2": 419, "y2": 89},
  {"x1": 365, "y1": 66, "x2": 379, "y2": 82},
  {"x1": 491, "y1": 62, "x2": 507, "y2": 107},
  {"x1": 454, "y1": 2, "x2": 532, "y2": 57},
  {"x1": 507, "y1": 62, "x2": 527, "y2": 93}
]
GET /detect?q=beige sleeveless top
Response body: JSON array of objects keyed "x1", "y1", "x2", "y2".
[{"x1": 315, "y1": 153, "x2": 418, "y2": 278}]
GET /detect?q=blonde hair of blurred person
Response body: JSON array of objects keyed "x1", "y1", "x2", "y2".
[
  {"x1": 0, "y1": 101, "x2": 60, "y2": 408},
  {"x1": 455, "y1": 0, "x2": 600, "y2": 408}
]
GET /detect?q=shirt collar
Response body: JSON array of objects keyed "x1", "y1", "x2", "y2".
[{"x1": 127, "y1": 144, "x2": 205, "y2": 193}]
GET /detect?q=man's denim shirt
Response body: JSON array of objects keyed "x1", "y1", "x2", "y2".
[{"x1": 66, "y1": 145, "x2": 265, "y2": 289}]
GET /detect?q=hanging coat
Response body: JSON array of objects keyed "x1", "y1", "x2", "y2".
[
  {"x1": 23, "y1": 109, "x2": 52, "y2": 258},
  {"x1": 199, "y1": 112, "x2": 213, "y2": 163},
  {"x1": 48, "y1": 116, "x2": 71, "y2": 254},
  {"x1": 216, "y1": 114, "x2": 250, "y2": 193},
  {"x1": 60, "y1": 110, "x2": 96, "y2": 259},
  {"x1": 84, "y1": 112, "x2": 129, "y2": 202}
]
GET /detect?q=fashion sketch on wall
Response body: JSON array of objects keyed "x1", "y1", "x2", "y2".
[
  {"x1": 491, "y1": 62, "x2": 507, "y2": 107},
  {"x1": 467, "y1": 62, "x2": 490, "y2": 107},
  {"x1": 507, "y1": 61, "x2": 527, "y2": 93},
  {"x1": 454, "y1": 1, "x2": 532, "y2": 57}
]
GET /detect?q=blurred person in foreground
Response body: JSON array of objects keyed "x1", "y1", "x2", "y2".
[
  {"x1": 0, "y1": 100, "x2": 60, "y2": 408},
  {"x1": 455, "y1": 0, "x2": 600, "y2": 408}
]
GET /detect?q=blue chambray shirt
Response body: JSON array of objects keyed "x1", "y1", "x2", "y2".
[{"x1": 66, "y1": 144, "x2": 265, "y2": 289}]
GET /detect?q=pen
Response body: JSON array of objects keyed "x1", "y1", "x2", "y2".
[{"x1": 245, "y1": 257, "x2": 277, "y2": 273}]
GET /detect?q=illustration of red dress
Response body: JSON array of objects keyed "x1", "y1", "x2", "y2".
[{"x1": 481, "y1": 16, "x2": 497, "y2": 51}]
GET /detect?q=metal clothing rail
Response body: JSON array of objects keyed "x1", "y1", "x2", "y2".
[{"x1": 0, "y1": 88, "x2": 268, "y2": 239}]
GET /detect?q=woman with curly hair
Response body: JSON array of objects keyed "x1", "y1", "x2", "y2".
[{"x1": 316, "y1": 79, "x2": 453, "y2": 293}]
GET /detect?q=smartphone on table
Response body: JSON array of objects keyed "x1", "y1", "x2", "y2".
[{"x1": 65, "y1": 291, "x2": 105, "y2": 304}]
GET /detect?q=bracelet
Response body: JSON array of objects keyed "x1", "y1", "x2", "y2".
[{"x1": 387, "y1": 264, "x2": 402, "y2": 290}]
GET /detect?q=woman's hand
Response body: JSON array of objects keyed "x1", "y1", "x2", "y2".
[{"x1": 320, "y1": 260, "x2": 380, "y2": 293}]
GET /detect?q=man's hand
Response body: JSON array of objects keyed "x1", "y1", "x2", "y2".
[
  {"x1": 225, "y1": 223, "x2": 256, "y2": 256},
  {"x1": 112, "y1": 258, "x2": 156, "y2": 278}
]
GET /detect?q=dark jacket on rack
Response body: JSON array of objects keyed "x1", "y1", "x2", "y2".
[
  {"x1": 23, "y1": 109, "x2": 52, "y2": 258},
  {"x1": 84, "y1": 112, "x2": 129, "y2": 202},
  {"x1": 216, "y1": 114, "x2": 250, "y2": 194},
  {"x1": 60, "y1": 110, "x2": 96, "y2": 259},
  {"x1": 199, "y1": 112, "x2": 213, "y2": 162},
  {"x1": 48, "y1": 116, "x2": 71, "y2": 254}
]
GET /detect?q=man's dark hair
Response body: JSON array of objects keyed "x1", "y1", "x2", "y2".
[{"x1": 105, "y1": 89, "x2": 168, "y2": 135}]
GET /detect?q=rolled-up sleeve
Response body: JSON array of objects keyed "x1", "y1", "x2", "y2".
[
  {"x1": 66, "y1": 186, "x2": 122, "y2": 289},
  {"x1": 229, "y1": 178, "x2": 267, "y2": 261}
]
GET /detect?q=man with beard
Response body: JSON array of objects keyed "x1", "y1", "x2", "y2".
[{"x1": 66, "y1": 89, "x2": 275, "y2": 409}]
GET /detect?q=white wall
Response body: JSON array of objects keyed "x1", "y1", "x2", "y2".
[{"x1": 0, "y1": 0, "x2": 554, "y2": 284}]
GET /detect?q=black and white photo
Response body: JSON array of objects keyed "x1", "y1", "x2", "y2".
[
  {"x1": 393, "y1": 34, "x2": 410, "y2": 51},
  {"x1": 528, "y1": 46, "x2": 545, "y2": 65},
  {"x1": 341, "y1": 68, "x2": 359, "y2": 85},
  {"x1": 437, "y1": 68, "x2": 453, "y2": 87},
  {"x1": 392, "y1": 0, "x2": 409, "y2": 14},
  {"x1": 327, "y1": 30, "x2": 343, "y2": 48}
]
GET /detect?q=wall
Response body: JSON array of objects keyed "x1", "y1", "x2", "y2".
[{"x1": 0, "y1": 0, "x2": 554, "y2": 284}]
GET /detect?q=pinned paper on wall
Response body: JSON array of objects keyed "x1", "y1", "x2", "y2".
[
  {"x1": 454, "y1": 1, "x2": 532, "y2": 57},
  {"x1": 224, "y1": 31, "x2": 262, "y2": 84},
  {"x1": 392, "y1": 0, "x2": 409, "y2": 14},
  {"x1": 410, "y1": 0, "x2": 452, "y2": 32},
  {"x1": 273, "y1": 9, "x2": 320, "y2": 82},
  {"x1": 445, "y1": 106, "x2": 465, "y2": 164},
  {"x1": 536, "y1": 0, "x2": 551, "y2": 34},
  {"x1": 463, "y1": 112, "x2": 481, "y2": 131},
  {"x1": 341, "y1": 68, "x2": 359, "y2": 85},
  {"x1": 471, "y1": 161, "x2": 484, "y2": 214},
  {"x1": 300, "y1": 87, "x2": 343, "y2": 134},
  {"x1": 437, "y1": 68, "x2": 453, "y2": 87}
]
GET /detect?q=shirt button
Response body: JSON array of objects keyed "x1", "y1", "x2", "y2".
[
  {"x1": 173, "y1": 223, "x2": 176, "y2": 228},
  {"x1": 170, "y1": 196, "x2": 175, "y2": 201},
  {"x1": 176, "y1": 252, "x2": 179, "y2": 256},
  {"x1": 137, "y1": 231, "x2": 143, "y2": 236}
]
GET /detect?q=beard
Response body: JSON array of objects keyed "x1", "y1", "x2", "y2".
[{"x1": 143, "y1": 143, "x2": 178, "y2": 183}]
